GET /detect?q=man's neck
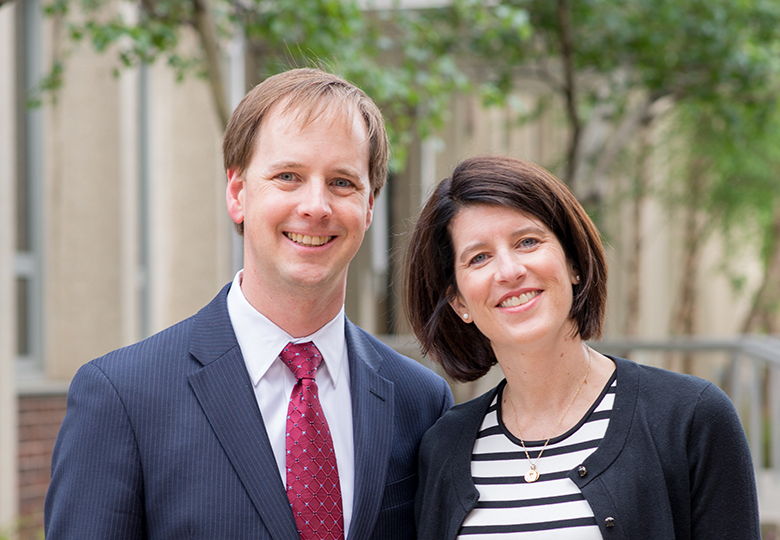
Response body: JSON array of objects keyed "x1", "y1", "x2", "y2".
[{"x1": 239, "y1": 272, "x2": 346, "y2": 338}]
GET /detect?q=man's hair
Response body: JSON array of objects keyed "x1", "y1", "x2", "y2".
[
  {"x1": 223, "y1": 68, "x2": 389, "y2": 234},
  {"x1": 404, "y1": 155, "x2": 608, "y2": 383}
]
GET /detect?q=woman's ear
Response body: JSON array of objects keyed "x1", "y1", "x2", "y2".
[
  {"x1": 569, "y1": 264, "x2": 581, "y2": 285},
  {"x1": 448, "y1": 288, "x2": 472, "y2": 323}
]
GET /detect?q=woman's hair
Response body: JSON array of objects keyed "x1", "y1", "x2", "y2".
[{"x1": 404, "y1": 155, "x2": 607, "y2": 382}]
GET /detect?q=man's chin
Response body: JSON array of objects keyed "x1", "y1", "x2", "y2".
[{"x1": 281, "y1": 266, "x2": 348, "y2": 293}]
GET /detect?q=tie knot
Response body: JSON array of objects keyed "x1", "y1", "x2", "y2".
[{"x1": 280, "y1": 342, "x2": 322, "y2": 380}]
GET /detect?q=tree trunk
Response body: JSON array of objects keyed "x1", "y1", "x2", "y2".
[
  {"x1": 623, "y1": 120, "x2": 652, "y2": 336},
  {"x1": 191, "y1": 0, "x2": 231, "y2": 128},
  {"x1": 556, "y1": 0, "x2": 581, "y2": 188},
  {"x1": 742, "y1": 205, "x2": 780, "y2": 333},
  {"x1": 140, "y1": 0, "x2": 231, "y2": 127},
  {"x1": 669, "y1": 158, "x2": 708, "y2": 373}
]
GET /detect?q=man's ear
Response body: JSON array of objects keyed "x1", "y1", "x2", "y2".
[
  {"x1": 226, "y1": 168, "x2": 244, "y2": 226},
  {"x1": 364, "y1": 192, "x2": 374, "y2": 232}
]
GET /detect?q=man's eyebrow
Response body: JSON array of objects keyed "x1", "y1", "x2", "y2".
[
  {"x1": 269, "y1": 160, "x2": 361, "y2": 174},
  {"x1": 266, "y1": 160, "x2": 365, "y2": 181},
  {"x1": 266, "y1": 160, "x2": 305, "y2": 170},
  {"x1": 331, "y1": 166, "x2": 364, "y2": 179}
]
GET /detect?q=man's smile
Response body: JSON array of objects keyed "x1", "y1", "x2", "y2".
[{"x1": 284, "y1": 232, "x2": 334, "y2": 247}]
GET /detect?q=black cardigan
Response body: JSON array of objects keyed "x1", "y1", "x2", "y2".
[{"x1": 415, "y1": 356, "x2": 760, "y2": 539}]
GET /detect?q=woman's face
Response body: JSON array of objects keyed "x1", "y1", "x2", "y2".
[{"x1": 448, "y1": 204, "x2": 579, "y2": 355}]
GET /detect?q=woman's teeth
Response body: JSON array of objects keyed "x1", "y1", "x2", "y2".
[{"x1": 499, "y1": 291, "x2": 540, "y2": 308}]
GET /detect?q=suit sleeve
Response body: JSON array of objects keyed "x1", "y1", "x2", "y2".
[
  {"x1": 45, "y1": 362, "x2": 145, "y2": 540},
  {"x1": 438, "y1": 377, "x2": 455, "y2": 418},
  {"x1": 688, "y1": 383, "x2": 761, "y2": 539}
]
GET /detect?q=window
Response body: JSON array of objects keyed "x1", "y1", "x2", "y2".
[{"x1": 15, "y1": 0, "x2": 43, "y2": 370}]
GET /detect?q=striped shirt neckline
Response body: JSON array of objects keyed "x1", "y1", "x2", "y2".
[{"x1": 458, "y1": 373, "x2": 617, "y2": 539}]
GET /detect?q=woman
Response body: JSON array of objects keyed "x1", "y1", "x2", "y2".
[{"x1": 406, "y1": 155, "x2": 760, "y2": 539}]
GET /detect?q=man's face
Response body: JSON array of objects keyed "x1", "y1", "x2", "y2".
[{"x1": 226, "y1": 105, "x2": 374, "y2": 303}]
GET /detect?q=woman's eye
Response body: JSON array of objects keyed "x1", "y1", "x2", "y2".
[
  {"x1": 469, "y1": 253, "x2": 488, "y2": 265},
  {"x1": 520, "y1": 238, "x2": 539, "y2": 248}
]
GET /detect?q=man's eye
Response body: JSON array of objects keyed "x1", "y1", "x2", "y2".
[
  {"x1": 278, "y1": 173, "x2": 295, "y2": 181},
  {"x1": 333, "y1": 178, "x2": 353, "y2": 188}
]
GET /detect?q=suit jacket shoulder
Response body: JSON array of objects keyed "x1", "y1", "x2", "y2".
[
  {"x1": 46, "y1": 284, "x2": 297, "y2": 539},
  {"x1": 47, "y1": 284, "x2": 454, "y2": 540},
  {"x1": 346, "y1": 320, "x2": 452, "y2": 404},
  {"x1": 343, "y1": 318, "x2": 453, "y2": 540}
]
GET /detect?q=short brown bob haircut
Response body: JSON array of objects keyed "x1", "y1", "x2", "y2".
[
  {"x1": 405, "y1": 155, "x2": 608, "y2": 383},
  {"x1": 223, "y1": 68, "x2": 389, "y2": 235}
]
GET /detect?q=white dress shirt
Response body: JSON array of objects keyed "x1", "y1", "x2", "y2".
[{"x1": 226, "y1": 270, "x2": 355, "y2": 536}]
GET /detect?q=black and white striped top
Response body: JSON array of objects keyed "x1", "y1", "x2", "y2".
[{"x1": 458, "y1": 374, "x2": 617, "y2": 539}]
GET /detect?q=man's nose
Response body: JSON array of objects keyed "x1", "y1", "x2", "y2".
[{"x1": 297, "y1": 179, "x2": 332, "y2": 220}]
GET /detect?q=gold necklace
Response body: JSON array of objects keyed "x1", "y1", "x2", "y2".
[{"x1": 506, "y1": 347, "x2": 592, "y2": 483}]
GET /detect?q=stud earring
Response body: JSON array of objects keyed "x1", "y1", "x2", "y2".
[
  {"x1": 463, "y1": 313, "x2": 470, "y2": 321},
  {"x1": 575, "y1": 275, "x2": 581, "y2": 283}
]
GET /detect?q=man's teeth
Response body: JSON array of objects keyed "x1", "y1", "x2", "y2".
[
  {"x1": 500, "y1": 291, "x2": 540, "y2": 308},
  {"x1": 285, "y1": 232, "x2": 332, "y2": 246}
]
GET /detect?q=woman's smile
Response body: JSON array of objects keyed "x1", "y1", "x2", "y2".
[{"x1": 498, "y1": 290, "x2": 541, "y2": 308}]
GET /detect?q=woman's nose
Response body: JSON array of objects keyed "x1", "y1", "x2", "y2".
[{"x1": 495, "y1": 252, "x2": 526, "y2": 283}]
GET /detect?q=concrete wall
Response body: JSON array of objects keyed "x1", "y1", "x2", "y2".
[
  {"x1": 44, "y1": 30, "x2": 125, "y2": 380},
  {"x1": 143, "y1": 60, "x2": 230, "y2": 335},
  {"x1": 39, "y1": 26, "x2": 230, "y2": 382}
]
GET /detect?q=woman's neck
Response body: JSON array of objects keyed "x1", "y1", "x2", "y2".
[
  {"x1": 497, "y1": 338, "x2": 614, "y2": 441},
  {"x1": 498, "y1": 337, "x2": 589, "y2": 410}
]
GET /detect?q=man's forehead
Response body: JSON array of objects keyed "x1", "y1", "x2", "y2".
[{"x1": 268, "y1": 96, "x2": 363, "y2": 133}]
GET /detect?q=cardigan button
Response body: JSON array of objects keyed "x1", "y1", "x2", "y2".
[
  {"x1": 605, "y1": 517, "x2": 615, "y2": 528},
  {"x1": 577, "y1": 465, "x2": 587, "y2": 477}
]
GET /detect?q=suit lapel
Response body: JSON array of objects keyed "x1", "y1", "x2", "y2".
[
  {"x1": 187, "y1": 285, "x2": 299, "y2": 540},
  {"x1": 344, "y1": 321, "x2": 395, "y2": 540}
]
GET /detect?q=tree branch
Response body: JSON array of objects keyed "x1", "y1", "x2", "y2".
[
  {"x1": 514, "y1": 64, "x2": 564, "y2": 95},
  {"x1": 742, "y1": 205, "x2": 780, "y2": 333},
  {"x1": 140, "y1": 0, "x2": 195, "y2": 31},
  {"x1": 579, "y1": 92, "x2": 673, "y2": 193},
  {"x1": 190, "y1": 0, "x2": 231, "y2": 128}
]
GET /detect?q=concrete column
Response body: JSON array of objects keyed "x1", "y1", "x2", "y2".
[
  {"x1": 0, "y1": 1, "x2": 20, "y2": 531},
  {"x1": 144, "y1": 57, "x2": 227, "y2": 332},
  {"x1": 118, "y1": 2, "x2": 141, "y2": 347},
  {"x1": 44, "y1": 34, "x2": 124, "y2": 379}
]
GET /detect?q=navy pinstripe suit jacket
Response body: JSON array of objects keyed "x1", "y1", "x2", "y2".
[{"x1": 45, "y1": 284, "x2": 454, "y2": 539}]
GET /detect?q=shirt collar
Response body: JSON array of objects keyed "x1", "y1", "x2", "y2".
[{"x1": 226, "y1": 270, "x2": 346, "y2": 390}]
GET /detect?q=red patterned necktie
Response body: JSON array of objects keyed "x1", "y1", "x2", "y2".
[{"x1": 281, "y1": 342, "x2": 344, "y2": 540}]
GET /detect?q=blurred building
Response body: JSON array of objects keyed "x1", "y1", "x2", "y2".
[{"x1": 0, "y1": 0, "x2": 769, "y2": 536}]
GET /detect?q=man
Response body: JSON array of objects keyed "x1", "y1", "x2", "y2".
[{"x1": 45, "y1": 68, "x2": 454, "y2": 539}]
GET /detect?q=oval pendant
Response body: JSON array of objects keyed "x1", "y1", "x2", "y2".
[{"x1": 524, "y1": 468, "x2": 540, "y2": 483}]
